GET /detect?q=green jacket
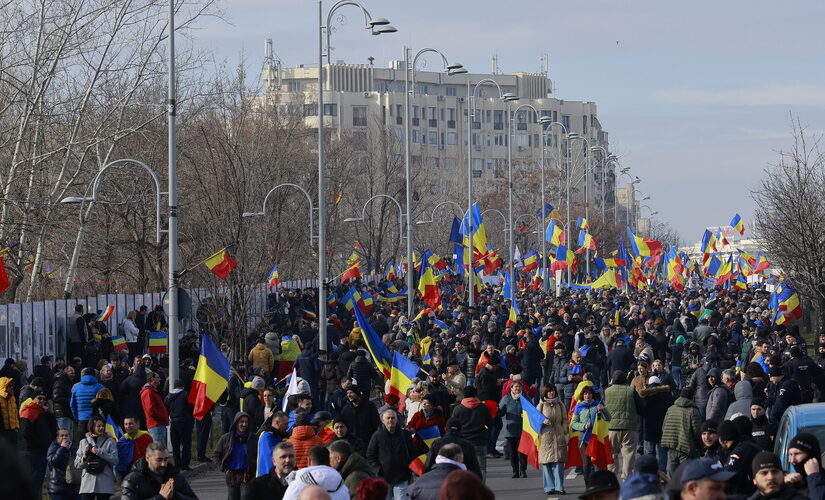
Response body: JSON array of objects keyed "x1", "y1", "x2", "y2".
[
  {"x1": 660, "y1": 396, "x2": 702, "y2": 457},
  {"x1": 571, "y1": 403, "x2": 611, "y2": 432},
  {"x1": 603, "y1": 385, "x2": 641, "y2": 431}
]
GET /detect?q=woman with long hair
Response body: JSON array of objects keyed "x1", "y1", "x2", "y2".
[
  {"x1": 537, "y1": 384, "x2": 568, "y2": 495},
  {"x1": 90, "y1": 388, "x2": 118, "y2": 425}
]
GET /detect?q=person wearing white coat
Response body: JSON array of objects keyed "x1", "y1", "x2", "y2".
[
  {"x1": 73, "y1": 416, "x2": 118, "y2": 500},
  {"x1": 121, "y1": 310, "x2": 141, "y2": 360}
]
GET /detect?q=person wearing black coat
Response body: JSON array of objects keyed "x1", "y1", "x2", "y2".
[
  {"x1": 118, "y1": 365, "x2": 147, "y2": 427},
  {"x1": 766, "y1": 367, "x2": 802, "y2": 434},
  {"x1": 423, "y1": 419, "x2": 482, "y2": 479},
  {"x1": 605, "y1": 340, "x2": 635, "y2": 380},
  {"x1": 408, "y1": 462, "x2": 462, "y2": 500},
  {"x1": 165, "y1": 381, "x2": 194, "y2": 470},
  {"x1": 52, "y1": 367, "x2": 75, "y2": 432},
  {"x1": 117, "y1": 447, "x2": 198, "y2": 500},
  {"x1": 20, "y1": 391, "x2": 57, "y2": 497},
  {"x1": 518, "y1": 335, "x2": 544, "y2": 387},
  {"x1": 46, "y1": 429, "x2": 80, "y2": 499},
  {"x1": 366, "y1": 411, "x2": 416, "y2": 492},
  {"x1": 346, "y1": 350, "x2": 379, "y2": 398},
  {"x1": 642, "y1": 378, "x2": 673, "y2": 471},
  {"x1": 339, "y1": 386, "x2": 381, "y2": 446}
]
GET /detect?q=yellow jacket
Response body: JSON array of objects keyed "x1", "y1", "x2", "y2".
[
  {"x1": 0, "y1": 377, "x2": 19, "y2": 431},
  {"x1": 248, "y1": 343, "x2": 275, "y2": 375}
]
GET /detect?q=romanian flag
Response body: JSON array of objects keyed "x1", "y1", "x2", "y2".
[
  {"x1": 627, "y1": 228, "x2": 663, "y2": 257},
  {"x1": 419, "y1": 336, "x2": 433, "y2": 365},
  {"x1": 556, "y1": 245, "x2": 575, "y2": 265},
  {"x1": 734, "y1": 275, "x2": 748, "y2": 290},
  {"x1": 342, "y1": 252, "x2": 362, "y2": 282},
  {"x1": 577, "y1": 217, "x2": 590, "y2": 230},
  {"x1": 106, "y1": 414, "x2": 123, "y2": 440},
  {"x1": 416, "y1": 425, "x2": 441, "y2": 449},
  {"x1": 189, "y1": 333, "x2": 231, "y2": 420},
  {"x1": 301, "y1": 309, "x2": 318, "y2": 320},
  {"x1": 409, "y1": 453, "x2": 428, "y2": 476},
  {"x1": 418, "y1": 258, "x2": 441, "y2": 309},
  {"x1": 576, "y1": 401, "x2": 614, "y2": 470},
  {"x1": 753, "y1": 253, "x2": 771, "y2": 274},
  {"x1": 111, "y1": 335, "x2": 127, "y2": 351},
  {"x1": 738, "y1": 249, "x2": 757, "y2": 268},
  {"x1": 590, "y1": 269, "x2": 618, "y2": 289},
  {"x1": 594, "y1": 258, "x2": 626, "y2": 270},
  {"x1": 352, "y1": 298, "x2": 392, "y2": 378},
  {"x1": 701, "y1": 229, "x2": 717, "y2": 254},
  {"x1": 506, "y1": 298, "x2": 520, "y2": 327},
  {"x1": 522, "y1": 250, "x2": 538, "y2": 272},
  {"x1": 96, "y1": 305, "x2": 115, "y2": 322},
  {"x1": 389, "y1": 351, "x2": 420, "y2": 405},
  {"x1": 577, "y1": 231, "x2": 596, "y2": 251},
  {"x1": 385, "y1": 259, "x2": 397, "y2": 282},
  {"x1": 147, "y1": 331, "x2": 167, "y2": 354},
  {"x1": 277, "y1": 337, "x2": 301, "y2": 379},
  {"x1": 730, "y1": 213, "x2": 745, "y2": 235},
  {"x1": 537, "y1": 203, "x2": 555, "y2": 221},
  {"x1": 517, "y1": 394, "x2": 546, "y2": 469},
  {"x1": 205, "y1": 247, "x2": 238, "y2": 280},
  {"x1": 267, "y1": 265, "x2": 280, "y2": 290},
  {"x1": 460, "y1": 203, "x2": 489, "y2": 258},
  {"x1": 412, "y1": 308, "x2": 433, "y2": 322},
  {"x1": 545, "y1": 220, "x2": 565, "y2": 246}
]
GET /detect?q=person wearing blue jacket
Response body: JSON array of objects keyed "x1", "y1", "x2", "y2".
[{"x1": 69, "y1": 368, "x2": 104, "y2": 443}]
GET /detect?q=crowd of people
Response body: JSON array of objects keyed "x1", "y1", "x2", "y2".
[{"x1": 1, "y1": 281, "x2": 825, "y2": 500}]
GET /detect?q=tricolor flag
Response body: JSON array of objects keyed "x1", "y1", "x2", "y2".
[
  {"x1": 352, "y1": 297, "x2": 392, "y2": 378},
  {"x1": 205, "y1": 247, "x2": 238, "y2": 280},
  {"x1": 147, "y1": 331, "x2": 167, "y2": 354},
  {"x1": 416, "y1": 425, "x2": 441, "y2": 449},
  {"x1": 389, "y1": 351, "x2": 419, "y2": 403},
  {"x1": 267, "y1": 265, "x2": 280, "y2": 290},
  {"x1": 111, "y1": 335, "x2": 127, "y2": 351},
  {"x1": 730, "y1": 213, "x2": 745, "y2": 235},
  {"x1": 189, "y1": 333, "x2": 231, "y2": 420},
  {"x1": 96, "y1": 305, "x2": 115, "y2": 322},
  {"x1": 106, "y1": 414, "x2": 123, "y2": 440},
  {"x1": 417, "y1": 257, "x2": 440, "y2": 309},
  {"x1": 577, "y1": 217, "x2": 590, "y2": 230},
  {"x1": 517, "y1": 394, "x2": 546, "y2": 469},
  {"x1": 545, "y1": 220, "x2": 565, "y2": 246},
  {"x1": 627, "y1": 228, "x2": 663, "y2": 257},
  {"x1": 409, "y1": 453, "x2": 428, "y2": 475},
  {"x1": 521, "y1": 250, "x2": 538, "y2": 272}
]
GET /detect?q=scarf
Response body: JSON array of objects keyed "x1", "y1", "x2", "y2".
[{"x1": 435, "y1": 455, "x2": 467, "y2": 470}]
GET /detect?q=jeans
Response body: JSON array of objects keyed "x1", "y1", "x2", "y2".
[
  {"x1": 466, "y1": 377, "x2": 475, "y2": 387},
  {"x1": 671, "y1": 366, "x2": 683, "y2": 390},
  {"x1": 196, "y1": 415, "x2": 212, "y2": 459},
  {"x1": 57, "y1": 417, "x2": 74, "y2": 435},
  {"x1": 24, "y1": 451, "x2": 47, "y2": 498},
  {"x1": 666, "y1": 448, "x2": 690, "y2": 477},
  {"x1": 542, "y1": 462, "x2": 565, "y2": 493},
  {"x1": 224, "y1": 471, "x2": 250, "y2": 500},
  {"x1": 474, "y1": 445, "x2": 488, "y2": 482},
  {"x1": 170, "y1": 420, "x2": 193, "y2": 468},
  {"x1": 149, "y1": 425, "x2": 167, "y2": 445},
  {"x1": 386, "y1": 480, "x2": 408, "y2": 500},
  {"x1": 644, "y1": 440, "x2": 668, "y2": 472}
]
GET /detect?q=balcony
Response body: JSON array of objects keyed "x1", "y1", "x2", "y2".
[
  {"x1": 493, "y1": 123, "x2": 504, "y2": 130},
  {"x1": 428, "y1": 119, "x2": 437, "y2": 127},
  {"x1": 447, "y1": 120, "x2": 456, "y2": 129},
  {"x1": 472, "y1": 121, "x2": 481, "y2": 130},
  {"x1": 412, "y1": 118, "x2": 420, "y2": 126}
]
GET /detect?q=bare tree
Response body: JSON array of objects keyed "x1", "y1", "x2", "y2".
[{"x1": 753, "y1": 119, "x2": 825, "y2": 326}]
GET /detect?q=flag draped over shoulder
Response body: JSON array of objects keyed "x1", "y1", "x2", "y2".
[
  {"x1": 188, "y1": 334, "x2": 231, "y2": 420},
  {"x1": 517, "y1": 394, "x2": 545, "y2": 469}
]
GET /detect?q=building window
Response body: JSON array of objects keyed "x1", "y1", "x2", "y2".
[
  {"x1": 582, "y1": 115, "x2": 588, "y2": 134},
  {"x1": 418, "y1": 84, "x2": 428, "y2": 94},
  {"x1": 445, "y1": 158, "x2": 455, "y2": 172},
  {"x1": 446, "y1": 132, "x2": 457, "y2": 145},
  {"x1": 352, "y1": 106, "x2": 367, "y2": 127},
  {"x1": 428, "y1": 131, "x2": 438, "y2": 145},
  {"x1": 428, "y1": 157, "x2": 440, "y2": 169},
  {"x1": 516, "y1": 134, "x2": 529, "y2": 147},
  {"x1": 288, "y1": 81, "x2": 301, "y2": 92},
  {"x1": 427, "y1": 107, "x2": 436, "y2": 120},
  {"x1": 446, "y1": 87, "x2": 456, "y2": 97},
  {"x1": 353, "y1": 131, "x2": 367, "y2": 151},
  {"x1": 494, "y1": 134, "x2": 505, "y2": 146},
  {"x1": 323, "y1": 103, "x2": 337, "y2": 116},
  {"x1": 303, "y1": 104, "x2": 317, "y2": 116},
  {"x1": 561, "y1": 115, "x2": 570, "y2": 131},
  {"x1": 412, "y1": 130, "x2": 421, "y2": 143}
]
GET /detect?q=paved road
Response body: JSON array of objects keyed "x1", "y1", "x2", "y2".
[{"x1": 189, "y1": 453, "x2": 587, "y2": 500}]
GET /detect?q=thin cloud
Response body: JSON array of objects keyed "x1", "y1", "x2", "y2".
[{"x1": 655, "y1": 84, "x2": 825, "y2": 107}]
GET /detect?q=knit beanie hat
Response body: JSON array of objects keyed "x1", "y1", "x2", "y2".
[
  {"x1": 789, "y1": 432, "x2": 821, "y2": 458},
  {"x1": 701, "y1": 420, "x2": 718, "y2": 434},
  {"x1": 717, "y1": 420, "x2": 739, "y2": 442}
]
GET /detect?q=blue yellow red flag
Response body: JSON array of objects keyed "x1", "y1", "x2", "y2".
[{"x1": 188, "y1": 333, "x2": 231, "y2": 420}]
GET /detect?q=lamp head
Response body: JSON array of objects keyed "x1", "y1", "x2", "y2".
[
  {"x1": 502, "y1": 93, "x2": 519, "y2": 101},
  {"x1": 448, "y1": 67, "x2": 468, "y2": 75},
  {"x1": 415, "y1": 220, "x2": 432, "y2": 225},
  {"x1": 242, "y1": 212, "x2": 265, "y2": 218},
  {"x1": 376, "y1": 25, "x2": 397, "y2": 34},
  {"x1": 367, "y1": 17, "x2": 390, "y2": 26},
  {"x1": 343, "y1": 217, "x2": 364, "y2": 223},
  {"x1": 539, "y1": 116, "x2": 552, "y2": 124},
  {"x1": 60, "y1": 196, "x2": 95, "y2": 204}
]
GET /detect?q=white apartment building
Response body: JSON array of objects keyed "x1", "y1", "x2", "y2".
[{"x1": 262, "y1": 58, "x2": 614, "y2": 212}]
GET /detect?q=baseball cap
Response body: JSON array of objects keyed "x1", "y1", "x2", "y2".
[{"x1": 680, "y1": 457, "x2": 735, "y2": 484}]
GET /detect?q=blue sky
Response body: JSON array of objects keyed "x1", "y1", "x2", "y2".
[{"x1": 193, "y1": 0, "x2": 825, "y2": 243}]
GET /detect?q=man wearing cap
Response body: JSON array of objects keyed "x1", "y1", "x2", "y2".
[
  {"x1": 339, "y1": 385, "x2": 380, "y2": 447},
  {"x1": 579, "y1": 469, "x2": 620, "y2": 500},
  {"x1": 766, "y1": 365, "x2": 801, "y2": 434},
  {"x1": 785, "y1": 432, "x2": 825, "y2": 499},
  {"x1": 751, "y1": 450, "x2": 809, "y2": 500},
  {"x1": 679, "y1": 457, "x2": 735, "y2": 500},
  {"x1": 700, "y1": 420, "x2": 725, "y2": 463},
  {"x1": 620, "y1": 471, "x2": 662, "y2": 500},
  {"x1": 750, "y1": 399, "x2": 773, "y2": 451},
  {"x1": 718, "y1": 420, "x2": 761, "y2": 496}
]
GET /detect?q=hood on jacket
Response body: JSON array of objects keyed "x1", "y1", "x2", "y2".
[
  {"x1": 460, "y1": 397, "x2": 481, "y2": 409},
  {"x1": 674, "y1": 396, "x2": 696, "y2": 408},
  {"x1": 0, "y1": 377, "x2": 13, "y2": 398},
  {"x1": 80, "y1": 374, "x2": 99, "y2": 385},
  {"x1": 291, "y1": 425, "x2": 319, "y2": 440},
  {"x1": 231, "y1": 411, "x2": 250, "y2": 433},
  {"x1": 734, "y1": 380, "x2": 753, "y2": 400},
  {"x1": 252, "y1": 343, "x2": 268, "y2": 352},
  {"x1": 339, "y1": 451, "x2": 372, "y2": 477}
]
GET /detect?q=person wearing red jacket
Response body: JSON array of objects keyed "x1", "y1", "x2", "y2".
[
  {"x1": 407, "y1": 395, "x2": 447, "y2": 454},
  {"x1": 140, "y1": 371, "x2": 169, "y2": 444}
]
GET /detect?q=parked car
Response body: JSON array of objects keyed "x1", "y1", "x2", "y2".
[{"x1": 774, "y1": 402, "x2": 825, "y2": 471}]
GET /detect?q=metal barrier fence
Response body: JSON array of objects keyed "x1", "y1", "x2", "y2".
[{"x1": 0, "y1": 279, "x2": 319, "y2": 364}]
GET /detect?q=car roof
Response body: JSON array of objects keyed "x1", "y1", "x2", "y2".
[{"x1": 786, "y1": 403, "x2": 825, "y2": 428}]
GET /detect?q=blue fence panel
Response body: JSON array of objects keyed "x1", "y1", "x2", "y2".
[
  {"x1": 33, "y1": 302, "x2": 45, "y2": 363},
  {"x1": 8, "y1": 303, "x2": 22, "y2": 361}
]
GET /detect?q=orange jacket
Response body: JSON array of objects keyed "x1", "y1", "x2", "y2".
[{"x1": 288, "y1": 425, "x2": 324, "y2": 469}]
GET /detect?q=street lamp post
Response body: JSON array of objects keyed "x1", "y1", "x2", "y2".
[
  {"x1": 242, "y1": 183, "x2": 317, "y2": 247},
  {"x1": 617, "y1": 167, "x2": 640, "y2": 226},
  {"x1": 568, "y1": 134, "x2": 593, "y2": 279},
  {"x1": 166, "y1": 0, "x2": 180, "y2": 386},
  {"x1": 318, "y1": 0, "x2": 395, "y2": 351},
  {"x1": 415, "y1": 200, "x2": 465, "y2": 225},
  {"x1": 630, "y1": 188, "x2": 650, "y2": 232},
  {"x1": 343, "y1": 194, "x2": 406, "y2": 246},
  {"x1": 405, "y1": 46, "x2": 465, "y2": 318},
  {"x1": 61, "y1": 159, "x2": 166, "y2": 298},
  {"x1": 466, "y1": 79, "x2": 517, "y2": 307},
  {"x1": 539, "y1": 121, "x2": 569, "y2": 285},
  {"x1": 481, "y1": 208, "x2": 509, "y2": 248}
]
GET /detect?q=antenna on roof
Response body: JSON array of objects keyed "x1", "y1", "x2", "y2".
[{"x1": 263, "y1": 38, "x2": 282, "y2": 91}]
